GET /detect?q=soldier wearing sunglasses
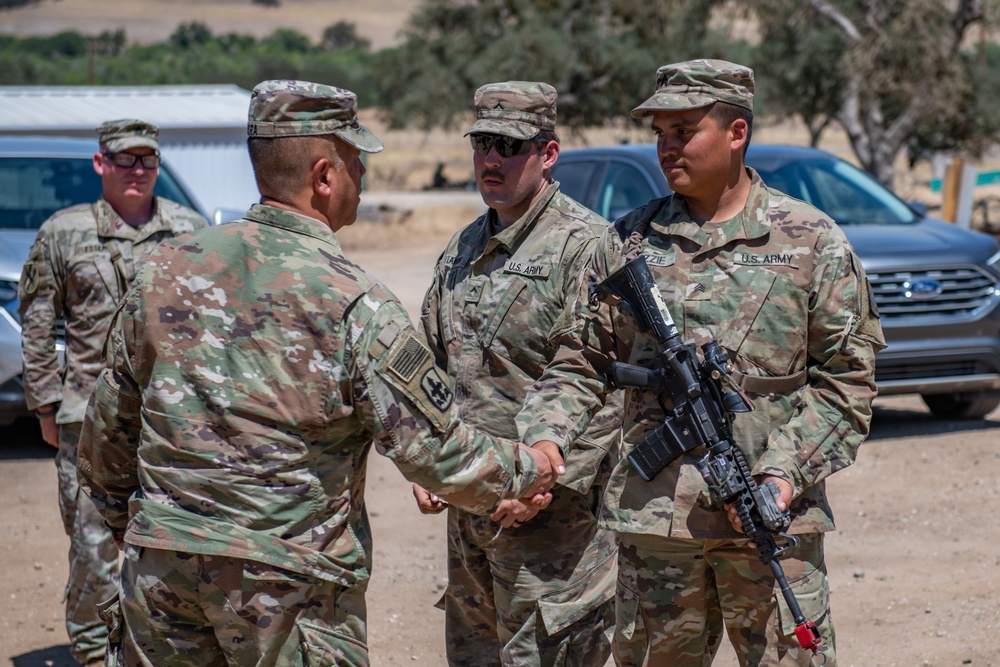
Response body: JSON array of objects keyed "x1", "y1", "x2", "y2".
[
  {"x1": 413, "y1": 81, "x2": 622, "y2": 667},
  {"x1": 18, "y1": 118, "x2": 207, "y2": 667}
]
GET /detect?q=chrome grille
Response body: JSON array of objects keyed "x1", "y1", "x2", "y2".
[{"x1": 867, "y1": 267, "x2": 999, "y2": 319}]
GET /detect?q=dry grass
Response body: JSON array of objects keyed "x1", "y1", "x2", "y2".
[
  {"x1": 9, "y1": 0, "x2": 1000, "y2": 241},
  {"x1": 1, "y1": 0, "x2": 421, "y2": 49}
]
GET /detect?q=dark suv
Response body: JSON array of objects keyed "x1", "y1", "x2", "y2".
[
  {"x1": 0, "y1": 136, "x2": 208, "y2": 425},
  {"x1": 552, "y1": 143, "x2": 1000, "y2": 419}
]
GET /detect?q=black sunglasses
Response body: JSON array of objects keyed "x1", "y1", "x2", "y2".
[
  {"x1": 103, "y1": 152, "x2": 161, "y2": 170},
  {"x1": 469, "y1": 134, "x2": 539, "y2": 158}
]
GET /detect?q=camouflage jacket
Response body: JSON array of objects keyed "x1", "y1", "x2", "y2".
[
  {"x1": 421, "y1": 182, "x2": 622, "y2": 495},
  {"x1": 18, "y1": 196, "x2": 208, "y2": 423},
  {"x1": 522, "y1": 170, "x2": 886, "y2": 537},
  {"x1": 78, "y1": 204, "x2": 542, "y2": 589}
]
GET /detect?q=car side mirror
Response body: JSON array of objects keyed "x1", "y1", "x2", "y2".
[{"x1": 908, "y1": 201, "x2": 929, "y2": 217}]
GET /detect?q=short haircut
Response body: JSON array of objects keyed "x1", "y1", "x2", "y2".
[
  {"x1": 535, "y1": 129, "x2": 559, "y2": 145},
  {"x1": 247, "y1": 135, "x2": 343, "y2": 196},
  {"x1": 709, "y1": 102, "x2": 753, "y2": 155}
]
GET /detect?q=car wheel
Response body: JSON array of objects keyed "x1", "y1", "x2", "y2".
[{"x1": 921, "y1": 392, "x2": 1000, "y2": 420}]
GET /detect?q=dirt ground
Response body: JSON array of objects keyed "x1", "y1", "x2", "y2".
[
  {"x1": 2, "y1": 225, "x2": 1000, "y2": 667},
  {"x1": 3, "y1": 6, "x2": 1000, "y2": 660}
]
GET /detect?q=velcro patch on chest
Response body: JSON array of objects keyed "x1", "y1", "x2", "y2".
[
  {"x1": 733, "y1": 251, "x2": 798, "y2": 267},
  {"x1": 81, "y1": 244, "x2": 109, "y2": 255},
  {"x1": 465, "y1": 277, "x2": 485, "y2": 303},
  {"x1": 503, "y1": 260, "x2": 550, "y2": 278}
]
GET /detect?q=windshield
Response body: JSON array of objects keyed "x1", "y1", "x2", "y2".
[
  {"x1": 752, "y1": 157, "x2": 918, "y2": 225},
  {"x1": 0, "y1": 156, "x2": 199, "y2": 229}
]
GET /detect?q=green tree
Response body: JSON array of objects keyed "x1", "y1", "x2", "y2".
[
  {"x1": 373, "y1": 0, "x2": 743, "y2": 133},
  {"x1": 751, "y1": 0, "x2": 988, "y2": 186},
  {"x1": 169, "y1": 21, "x2": 214, "y2": 50},
  {"x1": 321, "y1": 21, "x2": 371, "y2": 51}
]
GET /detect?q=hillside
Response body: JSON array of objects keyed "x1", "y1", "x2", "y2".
[{"x1": 0, "y1": 0, "x2": 420, "y2": 48}]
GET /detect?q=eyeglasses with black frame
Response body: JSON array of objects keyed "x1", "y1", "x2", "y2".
[
  {"x1": 102, "y1": 151, "x2": 161, "y2": 170},
  {"x1": 469, "y1": 134, "x2": 543, "y2": 158}
]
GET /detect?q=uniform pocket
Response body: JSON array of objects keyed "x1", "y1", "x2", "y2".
[
  {"x1": 613, "y1": 575, "x2": 643, "y2": 642},
  {"x1": 715, "y1": 269, "x2": 808, "y2": 378},
  {"x1": 298, "y1": 619, "x2": 369, "y2": 667},
  {"x1": 775, "y1": 562, "x2": 830, "y2": 640},
  {"x1": 68, "y1": 251, "x2": 122, "y2": 305},
  {"x1": 536, "y1": 549, "x2": 617, "y2": 636},
  {"x1": 96, "y1": 592, "x2": 124, "y2": 667},
  {"x1": 481, "y1": 276, "x2": 528, "y2": 349}
]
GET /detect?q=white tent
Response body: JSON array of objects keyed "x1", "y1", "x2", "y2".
[{"x1": 0, "y1": 85, "x2": 257, "y2": 215}]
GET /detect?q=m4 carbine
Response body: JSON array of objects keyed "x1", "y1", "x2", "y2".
[{"x1": 591, "y1": 255, "x2": 824, "y2": 660}]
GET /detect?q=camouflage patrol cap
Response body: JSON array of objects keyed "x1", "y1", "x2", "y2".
[
  {"x1": 464, "y1": 81, "x2": 558, "y2": 140},
  {"x1": 631, "y1": 59, "x2": 754, "y2": 118},
  {"x1": 96, "y1": 119, "x2": 160, "y2": 152},
  {"x1": 247, "y1": 80, "x2": 384, "y2": 153}
]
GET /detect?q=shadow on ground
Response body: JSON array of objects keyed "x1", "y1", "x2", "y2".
[
  {"x1": 11, "y1": 645, "x2": 75, "y2": 667},
  {"x1": 869, "y1": 403, "x2": 1000, "y2": 441},
  {"x1": 0, "y1": 417, "x2": 53, "y2": 461}
]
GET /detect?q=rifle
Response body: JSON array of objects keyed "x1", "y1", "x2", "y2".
[{"x1": 591, "y1": 255, "x2": 825, "y2": 660}]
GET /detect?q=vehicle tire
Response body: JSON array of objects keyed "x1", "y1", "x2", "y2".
[{"x1": 921, "y1": 392, "x2": 1000, "y2": 419}]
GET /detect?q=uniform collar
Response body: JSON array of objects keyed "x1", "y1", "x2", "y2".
[
  {"x1": 243, "y1": 203, "x2": 344, "y2": 254},
  {"x1": 478, "y1": 181, "x2": 560, "y2": 258},
  {"x1": 649, "y1": 168, "x2": 773, "y2": 251},
  {"x1": 94, "y1": 196, "x2": 166, "y2": 241}
]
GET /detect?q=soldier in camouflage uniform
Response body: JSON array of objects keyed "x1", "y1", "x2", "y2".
[
  {"x1": 77, "y1": 80, "x2": 563, "y2": 667},
  {"x1": 18, "y1": 119, "x2": 208, "y2": 666},
  {"x1": 518, "y1": 61, "x2": 886, "y2": 666},
  {"x1": 412, "y1": 81, "x2": 619, "y2": 667}
]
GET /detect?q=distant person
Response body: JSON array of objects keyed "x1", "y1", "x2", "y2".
[
  {"x1": 18, "y1": 119, "x2": 208, "y2": 666},
  {"x1": 520, "y1": 60, "x2": 885, "y2": 666},
  {"x1": 412, "y1": 81, "x2": 621, "y2": 666},
  {"x1": 77, "y1": 80, "x2": 562, "y2": 666}
]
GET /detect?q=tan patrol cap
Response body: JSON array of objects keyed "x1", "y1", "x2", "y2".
[{"x1": 631, "y1": 59, "x2": 754, "y2": 118}]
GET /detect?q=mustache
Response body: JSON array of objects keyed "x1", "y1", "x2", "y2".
[{"x1": 479, "y1": 169, "x2": 504, "y2": 182}]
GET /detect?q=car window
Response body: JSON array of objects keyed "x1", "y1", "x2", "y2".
[
  {"x1": 755, "y1": 159, "x2": 916, "y2": 225},
  {"x1": 597, "y1": 161, "x2": 658, "y2": 221},
  {"x1": 0, "y1": 157, "x2": 199, "y2": 230},
  {"x1": 553, "y1": 160, "x2": 599, "y2": 210}
]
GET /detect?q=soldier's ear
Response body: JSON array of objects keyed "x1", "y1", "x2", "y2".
[
  {"x1": 93, "y1": 152, "x2": 107, "y2": 177},
  {"x1": 311, "y1": 157, "x2": 333, "y2": 198}
]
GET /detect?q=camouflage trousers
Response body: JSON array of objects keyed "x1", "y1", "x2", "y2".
[
  {"x1": 613, "y1": 532, "x2": 835, "y2": 667},
  {"x1": 57, "y1": 422, "x2": 120, "y2": 665},
  {"x1": 442, "y1": 485, "x2": 617, "y2": 667},
  {"x1": 104, "y1": 546, "x2": 368, "y2": 667}
]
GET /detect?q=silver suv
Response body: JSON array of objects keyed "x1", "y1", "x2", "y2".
[
  {"x1": 552, "y1": 143, "x2": 1000, "y2": 419},
  {"x1": 0, "y1": 136, "x2": 209, "y2": 425}
]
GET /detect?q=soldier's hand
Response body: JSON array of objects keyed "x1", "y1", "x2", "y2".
[
  {"x1": 531, "y1": 439, "x2": 565, "y2": 475},
  {"x1": 38, "y1": 414, "x2": 59, "y2": 449},
  {"x1": 412, "y1": 483, "x2": 448, "y2": 514},
  {"x1": 725, "y1": 475, "x2": 792, "y2": 534},
  {"x1": 518, "y1": 440, "x2": 565, "y2": 496},
  {"x1": 490, "y1": 493, "x2": 553, "y2": 528}
]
